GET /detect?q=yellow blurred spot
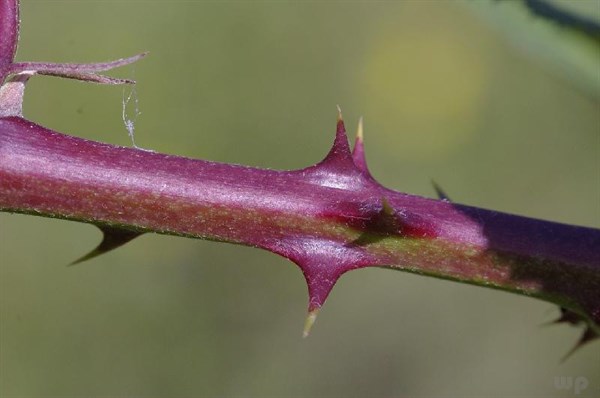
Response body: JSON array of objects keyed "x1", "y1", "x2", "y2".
[{"x1": 362, "y1": 3, "x2": 490, "y2": 159}]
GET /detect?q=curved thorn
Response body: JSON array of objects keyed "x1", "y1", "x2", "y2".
[
  {"x1": 560, "y1": 326, "x2": 599, "y2": 362},
  {"x1": 69, "y1": 226, "x2": 143, "y2": 265},
  {"x1": 553, "y1": 307, "x2": 581, "y2": 325}
]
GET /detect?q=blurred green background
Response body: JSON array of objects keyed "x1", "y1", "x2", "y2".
[{"x1": 1, "y1": 0, "x2": 599, "y2": 397}]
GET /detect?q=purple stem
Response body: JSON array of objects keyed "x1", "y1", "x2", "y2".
[
  {"x1": 1, "y1": 116, "x2": 598, "y2": 337},
  {"x1": 0, "y1": 0, "x2": 598, "y2": 344}
]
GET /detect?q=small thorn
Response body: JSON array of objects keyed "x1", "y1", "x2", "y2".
[
  {"x1": 551, "y1": 307, "x2": 581, "y2": 326},
  {"x1": 69, "y1": 226, "x2": 143, "y2": 265},
  {"x1": 560, "y1": 326, "x2": 599, "y2": 362},
  {"x1": 381, "y1": 197, "x2": 395, "y2": 217},
  {"x1": 348, "y1": 197, "x2": 399, "y2": 246},
  {"x1": 431, "y1": 180, "x2": 451, "y2": 201},
  {"x1": 303, "y1": 309, "x2": 320, "y2": 338},
  {"x1": 351, "y1": 117, "x2": 372, "y2": 177}
]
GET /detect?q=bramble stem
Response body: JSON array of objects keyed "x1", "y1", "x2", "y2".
[{"x1": 1, "y1": 116, "x2": 598, "y2": 334}]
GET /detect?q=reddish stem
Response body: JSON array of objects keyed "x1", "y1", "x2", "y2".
[{"x1": 1, "y1": 116, "x2": 598, "y2": 337}]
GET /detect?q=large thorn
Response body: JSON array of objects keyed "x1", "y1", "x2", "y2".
[
  {"x1": 263, "y1": 237, "x2": 376, "y2": 337},
  {"x1": 70, "y1": 225, "x2": 143, "y2": 265},
  {"x1": 302, "y1": 107, "x2": 366, "y2": 189}
]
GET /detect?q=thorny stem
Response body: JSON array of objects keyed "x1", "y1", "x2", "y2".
[
  {"x1": 0, "y1": 0, "x2": 598, "y2": 351},
  {"x1": 1, "y1": 115, "x2": 599, "y2": 340}
]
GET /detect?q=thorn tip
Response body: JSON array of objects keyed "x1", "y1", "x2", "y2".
[
  {"x1": 302, "y1": 309, "x2": 320, "y2": 338},
  {"x1": 431, "y1": 180, "x2": 450, "y2": 202},
  {"x1": 336, "y1": 105, "x2": 343, "y2": 123},
  {"x1": 356, "y1": 116, "x2": 364, "y2": 142}
]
